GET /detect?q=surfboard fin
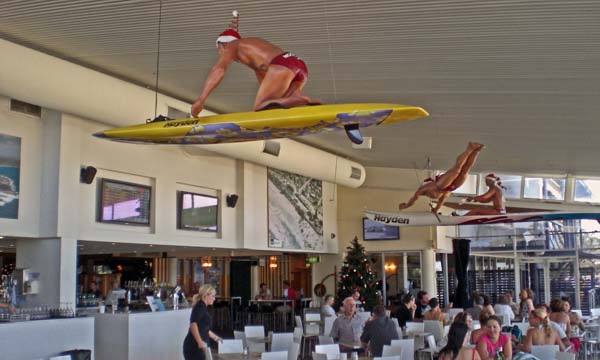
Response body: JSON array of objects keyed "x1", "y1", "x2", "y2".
[{"x1": 344, "y1": 124, "x2": 363, "y2": 144}]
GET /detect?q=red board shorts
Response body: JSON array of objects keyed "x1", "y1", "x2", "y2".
[{"x1": 270, "y1": 52, "x2": 308, "y2": 83}]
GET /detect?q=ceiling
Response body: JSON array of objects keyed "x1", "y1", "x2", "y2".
[{"x1": 1, "y1": 0, "x2": 599, "y2": 175}]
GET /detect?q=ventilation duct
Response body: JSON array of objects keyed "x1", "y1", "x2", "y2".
[
  {"x1": 184, "y1": 139, "x2": 366, "y2": 188},
  {"x1": 10, "y1": 99, "x2": 41, "y2": 118}
]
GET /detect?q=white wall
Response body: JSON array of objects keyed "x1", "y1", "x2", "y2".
[{"x1": 0, "y1": 96, "x2": 43, "y2": 237}]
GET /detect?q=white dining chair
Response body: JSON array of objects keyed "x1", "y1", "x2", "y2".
[
  {"x1": 405, "y1": 322, "x2": 425, "y2": 334},
  {"x1": 381, "y1": 345, "x2": 403, "y2": 357},
  {"x1": 314, "y1": 344, "x2": 340, "y2": 360},
  {"x1": 323, "y1": 316, "x2": 336, "y2": 336},
  {"x1": 424, "y1": 320, "x2": 444, "y2": 342},
  {"x1": 391, "y1": 338, "x2": 415, "y2": 360},
  {"x1": 530, "y1": 344, "x2": 559, "y2": 360},
  {"x1": 218, "y1": 339, "x2": 244, "y2": 354},
  {"x1": 271, "y1": 332, "x2": 294, "y2": 351},
  {"x1": 555, "y1": 351, "x2": 576, "y2": 360},
  {"x1": 312, "y1": 352, "x2": 328, "y2": 360},
  {"x1": 318, "y1": 335, "x2": 334, "y2": 344},
  {"x1": 288, "y1": 342, "x2": 300, "y2": 360},
  {"x1": 261, "y1": 351, "x2": 289, "y2": 360},
  {"x1": 245, "y1": 325, "x2": 266, "y2": 353}
]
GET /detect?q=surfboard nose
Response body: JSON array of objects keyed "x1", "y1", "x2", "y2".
[{"x1": 93, "y1": 131, "x2": 108, "y2": 138}]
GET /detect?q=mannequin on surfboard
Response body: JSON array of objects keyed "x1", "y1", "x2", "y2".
[
  {"x1": 190, "y1": 11, "x2": 320, "y2": 117},
  {"x1": 398, "y1": 142, "x2": 484, "y2": 213},
  {"x1": 461, "y1": 173, "x2": 507, "y2": 215}
]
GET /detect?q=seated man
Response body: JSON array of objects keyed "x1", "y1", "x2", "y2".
[
  {"x1": 463, "y1": 173, "x2": 506, "y2": 215},
  {"x1": 191, "y1": 11, "x2": 319, "y2": 117},
  {"x1": 321, "y1": 294, "x2": 337, "y2": 318},
  {"x1": 361, "y1": 305, "x2": 399, "y2": 357},
  {"x1": 398, "y1": 142, "x2": 484, "y2": 213},
  {"x1": 330, "y1": 297, "x2": 364, "y2": 351}
]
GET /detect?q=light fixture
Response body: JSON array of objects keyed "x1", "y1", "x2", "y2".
[
  {"x1": 202, "y1": 256, "x2": 213, "y2": 268},
  {"x1": 269, "y1": 256, "x2": 278, "y2": 269},
  {"x1": 384, "y1": 262, "x2": 397, "y2": 272}
]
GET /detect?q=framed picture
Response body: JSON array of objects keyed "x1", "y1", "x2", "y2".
[{"x1": 362, "y1": 217, "x2": 399, "y2": 241}]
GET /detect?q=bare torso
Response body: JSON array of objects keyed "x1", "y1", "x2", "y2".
[
  {"x1": 231, "y1": 38, "x2": 285, "y2": 76},
  {"x1": 489, "y1": 187, "x2": 505, "y2": 211}
]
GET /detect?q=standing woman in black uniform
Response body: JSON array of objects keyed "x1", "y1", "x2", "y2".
[{"x1": 183, "y1": 284, "x2": 222, "y2": 360}]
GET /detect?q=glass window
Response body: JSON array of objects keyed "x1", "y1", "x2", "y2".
[
  {"x1": 523, "y1": 177, "x2": 566, "y2": 200},
  {"x1": 453, "y1": 174, "x2": 478, "y2": 195},
  {"x1": 479, "y1": 174, "x2": 522, "y2": 198},
  {"x1": 574, "y1": 179, "x2": 600, "y2": 203}
]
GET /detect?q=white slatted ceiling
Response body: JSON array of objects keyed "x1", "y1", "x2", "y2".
[{"x1": 1, "y1": 0, "x2": 599, "y2": 174}]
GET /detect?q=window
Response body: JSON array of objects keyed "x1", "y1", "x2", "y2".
[
  {"x1": 479, "y1": 174, "x2": 522, "y2": 199},
  {"x1": 453, "y1": 174, "x2": 478, "y2": 195},
  {"x1": 523, "y1": 177, "x2": 566, "y2": 201},
  {"x1": 574, "y1": 178, "x2": 600, "y2": 203}
]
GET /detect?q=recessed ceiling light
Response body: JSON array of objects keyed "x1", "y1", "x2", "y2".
[
  {"x1": 111, "y1": 243, "x2": 116, "y2": 245},
  {"x1": 0, "y1": 236, "x2": 4, "y2": 239},
  {"x1": 149, "y1": 245, "x2": 153, "y2": 247}
]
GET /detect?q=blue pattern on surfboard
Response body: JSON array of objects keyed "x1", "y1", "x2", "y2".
[{"x1": 179, "y1": 109, "x2": 393, "y2": 144}]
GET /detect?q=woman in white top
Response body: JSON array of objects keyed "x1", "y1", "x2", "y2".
[
  {"x1": 493, "y1": 294, "x2": 515, "y2": 321},
  {"x1": 321, "y1": 294, "x2": 336, "y2": 317}
]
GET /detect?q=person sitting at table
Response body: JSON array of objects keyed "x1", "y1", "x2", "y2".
[
  {"x1": 255, "y1": 282, "x2": 272, "y2": 300},
  {"x1": 360, "y1": 305, "x2": 399, "y2": 357},
  {"x1": 481, "y1": 294, "x2": 495, "y2": 316},
  {"x1": 535, "y1": 304, "x2": 571, "y2": 350},
  {"x1": 493, "y1": 294, "x2": 515, "y2": 322},
  {"x1": 505, "y1": 290, "x2": 520, "y2": 318},
  {"x1": 395, "y1": 293, "x2": 416, "y2": 329},
  {"x1": 415, "y1": 290, "x2": 431, "y2": 319},
  {"x1": 517, "y1": 307, "x2": 565, "y2": 353},
  {"x1": 466, "y1": 294, "x2": 484, "y2": 321},
  {"x1": 276, "y1": 280, "x2": 296, "y2": 313},
  {"x1": 548, "y1": 299, "x2": 572, "y2": 337},
  {"x1": 351, "y1": 290, "x2": 363, "y2": 311},
  {"x1": 330, "y1": 297, "x2": 364, "y2": 352},
  {"x1": 321, "y1": 294, "x2": 336, "y2": 318},
  {"x1": 439, "y1": 322, "x2": 481, "y2": 360},
  {"x1": 475, "y1": 315, "x2": 512, "y2": 360},
  {"x1": 471, "y1": 309, "x2": 493, "y2": 344},
  {"x1": 518, "y1": 288, "x2": 535, "y2": 321},
  {"x1": 424, "y1": 297, "x2": 448, "y2": 325},
  {"x1": 561, "y1": 297, "x2": 585, "y2": 332}
]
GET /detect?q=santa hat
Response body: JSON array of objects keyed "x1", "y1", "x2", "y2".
[
  {"x1": 485, "y1": 173, "x2": 507, "y2": 189},
  {"x1": 216, "y1": 11, "x2": 241, "y2": 46}
]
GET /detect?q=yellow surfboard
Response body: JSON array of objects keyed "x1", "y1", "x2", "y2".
[{"x1": 93, "y1": 103, "x2": 429, "y2": 145}]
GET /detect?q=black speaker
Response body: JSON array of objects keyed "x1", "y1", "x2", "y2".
[
  {"x1": 80, "y1": 166, "x2": 97, "y2": 184},
  {"x1": 226, "y1": 194, "x2": 239, "y2": 208}
]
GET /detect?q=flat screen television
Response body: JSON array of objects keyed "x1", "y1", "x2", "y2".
[
  {"x1": 362, "y1": 217, "x2": 400, "y2": 241},
  {"x1": 177, "y1": 191, "x2": 218, "y2": 232},
  {"x1": 98, "y1": 179, "x2": 152, "y2": 225}
]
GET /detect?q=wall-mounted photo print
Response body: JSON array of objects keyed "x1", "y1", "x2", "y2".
[{"x1": 0, "y1": 134, "x2": 21, "y2": 219}]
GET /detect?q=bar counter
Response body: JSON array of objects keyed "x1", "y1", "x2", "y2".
[
  {"x1": 94, "y1": 308, "x2": 191, "y2": 360},
  {"x1": 0, "y1": 316, "x2": 95, "y2": 360}
]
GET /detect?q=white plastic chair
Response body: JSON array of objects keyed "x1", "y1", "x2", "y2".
[
  {"x1": 356, "y1": 311, "x2": 371, "y2": 324},
  {"x1": 391, "y1": 338, "x2": 415, "y2": 360},
  {"x1": 424, "y1": 320, "x2": 444, "y2": 342},
  {"x1": 374, "y1": 356, "x2": 402, "y2": 360},
  {"x1": 318, "y1": 335, "x2": 334, "y2": 344},
  {"x1": 405, "y1": 322, "x2": 425, "y2": 334},
  {"x1": 49, "y1": 357, "x2": 71, "y2": 360},
  {"x1": 391, "y1": 317, "x2": 400, "y2": 328},
  {"x1": 295, "y1": 315, "x2": 303, "y2": 328},
  {"x1": 245, "y1": 325, "x2": 266, "y2": 353},
  {"x1": 396, "y1": 326, "x2": 403, "y2": 340},
  {"x1": 530, "y1": 344, "x2": 559, "y2": 360},
  {"x1": 293, "y1": 327, "x2": 303, "y2": 343},
  {"x1": 447, "y1": 308, "x2": 464, "y2": 321},
  {"x1": 312, "y1": 352, "x2": 328, "y2": 360},
  {"x1": 513, "y1": 322, "x2": 529, "y2": 336},
  {"x1": 218, "y1": 339, "x2": 244, "y2": 354},
  {"x1": 205, "y1": 347, "x2": 214, "y2": 360},
  {"x1": 271, "y1": 332, "x2": 294, "y2": 351},
  {"x1": 382, "y1": 345, "x2": 403, "y2": 357},
  {"x1": 555, "y1": 352, "x2": 576, "y2": 360},
  {"x1": 261, "y1": 351, "x2": 289, "y2": 360},
  {"x1": 314, "y1": 344, "x2": 340, "y2": 360},
  {"x1": 572, "y1": 309, "x2": 583, "y2": 318},
  {"x1": 323, "y1": 316, "x2": 336, "y2": 336},
  {"x1": 472, "y1": 320, "x2": 481, "y2": 330},
  {"x1": 305, "y1": 312, "x2": 321, "y2": 336},
  {"x1": 591, "y1": 308, "x2": 600, "y2": 317},
  {"x1": 288, "y1": 342, "x2": 300, "y2": 360},
  {"x1": 500, "y1": 313, "x2": 511, "y2": 326},
  {"x1": 234, "y1": 330, "x2": 247, "y2": 348}
]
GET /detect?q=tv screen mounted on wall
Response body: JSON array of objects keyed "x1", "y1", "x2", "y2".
[
  {"x1": 362, "y1": 217, "x2": 399, "y2": 241},
  {"x1": 178, "y1": 191, "x2": 218, "y2": 232},
  {"x1": 98, "y1": 179, "x2": 151, "y2": 225}
]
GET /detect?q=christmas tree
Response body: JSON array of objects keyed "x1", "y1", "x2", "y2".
[{"x1": 335, "y1": 236, "x2": 378, "y2": 310}]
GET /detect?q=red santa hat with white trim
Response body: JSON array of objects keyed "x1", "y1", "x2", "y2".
[{"x1": 216, "y1": 11, "x2": 241, "y2": 46}]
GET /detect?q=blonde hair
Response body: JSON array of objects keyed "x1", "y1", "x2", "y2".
[
  {"x1": 532, "y1": 308, "x2": 553, "y2": 338},
  {"x1": 194, "y1": 284, "x2": 216, "y2": 306}
]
